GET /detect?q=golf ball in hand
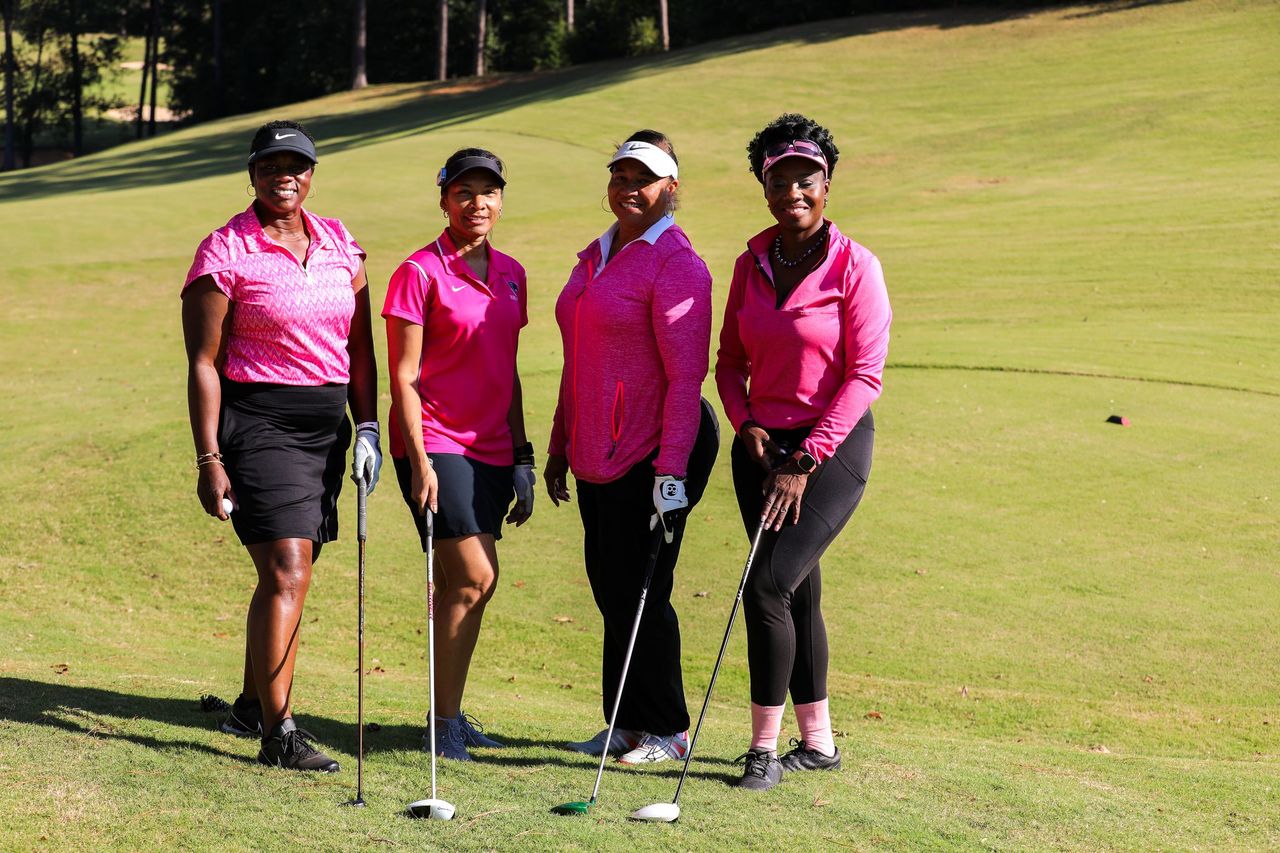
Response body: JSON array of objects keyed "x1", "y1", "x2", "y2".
[{"x1": 221, "y1": 498, "x2": 234, "y2": 516}]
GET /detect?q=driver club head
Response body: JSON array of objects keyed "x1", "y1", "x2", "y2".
[
  {"x1": 550, "y1": 800, "x2": 592, "y2": 816},
  {"x1": 406, "y1": 798, "x2": 456, "y2": 821},
  {"x1": 630, "y1": 802, "x2": 680, "y2": 823}
]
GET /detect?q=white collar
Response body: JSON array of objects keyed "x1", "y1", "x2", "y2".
[{"x1": 596, "y1": 214, "x2": 675, "y2": 275}]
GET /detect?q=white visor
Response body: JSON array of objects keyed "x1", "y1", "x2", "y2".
[{"x1": 607, "y1": 141, "x2": 679, "y2": 181}]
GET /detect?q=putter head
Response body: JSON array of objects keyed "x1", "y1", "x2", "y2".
[
  {"x1": 630, "y1": 802, "x2": 680, "y2": 823},
  {"x1": 406, "y1": 798, "x2": 455, "y2": 821},
  {"x1": 341, "y1": 797, "x2": 366, "y2": 808},
  {"x1": 550, "y1": 800, "x2": 592, "y2": 816}
]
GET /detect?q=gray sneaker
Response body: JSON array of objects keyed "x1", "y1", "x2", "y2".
[
  {"x1": 733, "y1": 749, "x2": 783, "y2": 791},
  {"x1": 779, "y1": 738, "x2": 842, "y2": 772},
  {"x1": 565, "y1": 727, "x2": 644, "y2": 756},
  {"x1": 423, "y1": 714, "x2": 472, "y2": 761},
  {"x1": 458, "y1": 711, "x2": 505, "y2": 748}
]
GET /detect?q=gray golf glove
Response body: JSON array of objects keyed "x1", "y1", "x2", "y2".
[
  {"x1": 351, "y1": 422, "x2": 382, "y2": 494},
  {"x1": 649, "y1": 475, "x2": 688, "y2": 543},
  {"x1": 513, "y1": 463, "x2": 536, "y2": 517}
]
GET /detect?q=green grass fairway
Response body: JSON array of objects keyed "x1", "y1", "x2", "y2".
[{"x1": 2, "y1": 2, "x2": 1278, "y2": 849}]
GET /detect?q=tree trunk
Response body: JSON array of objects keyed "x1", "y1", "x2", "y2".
[
  {"x1": 2, "y1": 0, "x2": 15, "y2": 171},
  {"x1": 212, "y1": 0, "x2": 222, "y2": 115},
  {"x1": 20, "y1": 19, "x2": 47, "y2": 168},
  {"x1": 566, "y1": 0, "x2": 573, "y2": 32},
  {"x1": 136, "y1": 0, "x2": 154, "y2": 139},
  {"x1": 658, "y1": 0, "x2": 669, "y2": 51},
  {"x1": 436, "y1": 0, "x2": 447, "y2": 81},
  {"x1": 351, "y1": 0, "x2": 367, "y2": 89},
  {"x1": 147, "y1": 0, "x2": 160, "y2": 137},
  {"x1": 70, "y1": 0, "x2": 82, "y2": 155},
  {"x1": 474, "y1": 0, "x2": 485, "y2": 77}
]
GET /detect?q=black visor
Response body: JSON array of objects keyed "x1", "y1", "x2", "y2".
[
  {"x1": 437, "y1": 155, "x2": 506, "y2": 189},
  {"x1": 248, "y1": 127, "x2": 318, "y2": 166}
]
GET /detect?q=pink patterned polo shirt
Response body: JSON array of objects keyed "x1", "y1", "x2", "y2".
[{"x1": 183, "y1": 205, "x2": 367, "y2": 385}]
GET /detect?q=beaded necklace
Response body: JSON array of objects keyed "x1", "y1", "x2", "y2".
[{"x1": 772, "y1": 222, "x2": 829, "y2": 269}]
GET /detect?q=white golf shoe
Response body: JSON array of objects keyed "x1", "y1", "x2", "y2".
[{"x1": 616, "y1": 730, "x2": 689, "y2": 765}]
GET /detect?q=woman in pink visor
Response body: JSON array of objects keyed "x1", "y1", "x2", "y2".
[
  {"x1": 384, "y1": 148, "x2": 534, "y2": 761},
  {"x1": 716, "y1": 114, "x2": 892, "y2": 790},
  {"x1": 182, "y1": 120, "x2": 381, "y2": 773},
  {"x1": 545, "y1": 130, "x2": 719, "y2": 765}
]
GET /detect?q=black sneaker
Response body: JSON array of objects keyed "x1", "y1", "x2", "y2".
[
  {"x1": 779, "y1": 738, "x2": 842, "y2": 772},
  {"x1": 257, "y1": 718, "x2": 340, "y2": 773},
  {"x1": 733, "y1": 748, "x2": 784, "y2": 791},
  {"x1": 219, "y1": 694, "x2": 263, "y2": 739}
]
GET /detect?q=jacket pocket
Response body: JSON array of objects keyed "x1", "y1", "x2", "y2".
[{"x1": 606, "y1": 380, "x2": 624, "y2": 459}]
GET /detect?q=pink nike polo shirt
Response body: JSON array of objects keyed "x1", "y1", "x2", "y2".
[{"x1": 383, "y1": 230, "x2": 528, "y2": 466}]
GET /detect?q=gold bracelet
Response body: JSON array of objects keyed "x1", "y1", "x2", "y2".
[{"x1": 196, "y1": 457, "x2": 225, "y2": 470}]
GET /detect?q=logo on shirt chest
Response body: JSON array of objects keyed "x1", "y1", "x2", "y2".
[{"x1": 506, "y1": 280, "x2": 519, "y2": 302}]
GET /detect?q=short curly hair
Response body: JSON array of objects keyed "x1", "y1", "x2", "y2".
[{"x1": 746, "y1": 113, "x2": 839, "y2": 183}]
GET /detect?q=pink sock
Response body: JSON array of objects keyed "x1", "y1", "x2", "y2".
[
  {"x1": 750, "y1": 702, "x2": 785, "y2": 752},
  {"x1": 794, "y1": 699, "x2": 835, "y2": 756}
]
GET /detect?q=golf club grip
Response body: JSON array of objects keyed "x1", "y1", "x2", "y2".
[
  {"x1": 357, "y1": 481, "x2": 368, "y2": 540},
  {"x1": 672, "y1": 520, "x2": 767, "y2": 804}
]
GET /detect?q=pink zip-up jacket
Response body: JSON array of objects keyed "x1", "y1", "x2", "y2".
[
  {"x1": 549, "y1": 221, "x2": 711, "y2": 484},
  {"x1": 716, "y1": 220, "x2": 891, "y2": 463}
]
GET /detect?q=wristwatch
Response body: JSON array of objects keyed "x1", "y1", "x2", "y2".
[{"x1": 792, "y1": 450, "x2": 818, "y2": 474}]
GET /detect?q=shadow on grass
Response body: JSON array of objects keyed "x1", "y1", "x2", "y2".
[
  {"x1": 0, "y1": 677, "x2": 734, "y2": 783},
  {"x1": 0, "y1": 1, "x2": 1188, "y2": 203},
  {"x1": 0, "y1": 677, "x2": 255, "y2": 763}
]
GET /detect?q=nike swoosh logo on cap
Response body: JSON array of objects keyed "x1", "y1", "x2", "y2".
[{"x1": 274, "y1": 133, "x2": 297, "y2": 140}]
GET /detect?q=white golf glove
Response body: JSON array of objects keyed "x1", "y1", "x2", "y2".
[
  {"x1": 649, "y1": 475, "x2": 689, "y2": 543},
  {"x1": 351, "y1": 422, "x2": 382, "y2": 494},
  {"x1": 513, "y1": 463, "x2": 536, "y2": 519}
]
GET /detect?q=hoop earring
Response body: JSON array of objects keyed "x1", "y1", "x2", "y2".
[
  {"x1": 246, "y1": 183, "x2": 255, "y2": 197},
  {"x1": 600, "y1": 195, "x2": 610, "y2": 214}
]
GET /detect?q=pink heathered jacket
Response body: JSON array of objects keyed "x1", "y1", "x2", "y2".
[
  {"x1": 716, "y1": 220, "x2": 891, "y2": 463},
  {"x1": 549, "y1": 223, "x2": 711, "y2": 484}
]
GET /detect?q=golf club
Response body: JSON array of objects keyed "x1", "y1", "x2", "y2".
[
  {"x1": 407, "y1": 510, "x2": 456, "y2": 821},
  {"x1": 552, "y1": 527, "x2": 665, "y2": 816},
  {"x1": 631, "y1": 519, "x2": 768, "y2": 823},
  {"x1": 342, "y1": 481, "x2": 369, "y2": 808}
]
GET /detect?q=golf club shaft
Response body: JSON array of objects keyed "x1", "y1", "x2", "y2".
[
  {"x1": 587, "y1": 527, "x2": 664, "y2": 804},
  {"x1": 671, "y1": 520, "x2": 767, "y2": 806},
  {"x1": 356, "y1": 481, "x2": 367, "y2": 802},
  {"x1": 425, "y1": 510, "x2": 437, "y2": 800}
]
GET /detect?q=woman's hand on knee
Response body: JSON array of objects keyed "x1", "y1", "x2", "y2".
[{"x1": 761, "y1": 471, "x2": 807, "y2": 531}]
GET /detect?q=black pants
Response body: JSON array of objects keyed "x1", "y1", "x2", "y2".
[
  {"x1": 731, "y1": 410, "x2": 874, "y2": 707},
  {"x1": 575, "y1": 399, "x2": 719, "y2": 735}
]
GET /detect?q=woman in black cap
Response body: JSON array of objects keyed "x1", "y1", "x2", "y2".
[
  {"x1": 182, "y1": 119, "x2": 380, "y2": 772},
  {"x1": 384, "y1": 148, "x2": 534, "y2": 761}
]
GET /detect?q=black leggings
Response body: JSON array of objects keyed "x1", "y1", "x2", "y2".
[
  {"x1": 575, "y1": 399, "x2": 720, "y2": 735},
  {"x1": 731, "y1": 410, "x2": 874, "y2": 707}
]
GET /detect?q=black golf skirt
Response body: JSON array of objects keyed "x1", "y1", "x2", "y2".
[
  {"x1": 393, "y1": 452, "x2": 514, "y2": 548},
  {"x1": 218, "y1": 379, "x2": 351, "y2": 546}
]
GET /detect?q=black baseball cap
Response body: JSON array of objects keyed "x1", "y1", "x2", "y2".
[
  {"x1": 247, "y1": 125, "x2": 318, "y2": 166},
  {"x1": 437, "y1": 153, "x2": 506, "y2": 189}
]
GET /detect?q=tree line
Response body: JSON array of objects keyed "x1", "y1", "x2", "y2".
[{"x1": 4, "y1": 0, "x2": 1066, "y2": 171}]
